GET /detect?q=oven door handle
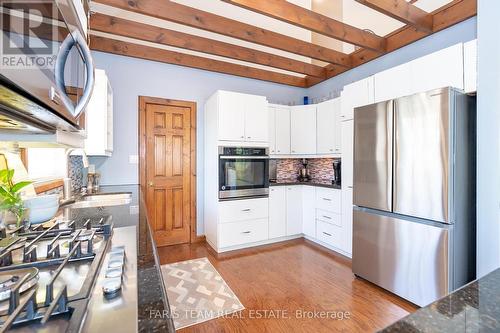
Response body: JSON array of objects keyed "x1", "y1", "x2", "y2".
[
  {"x1": 54, "y1": 30, "x2": 95, "y2": 119},
  {"x1": 219, "y1": 156, "x2": 269, "y2": 160}
]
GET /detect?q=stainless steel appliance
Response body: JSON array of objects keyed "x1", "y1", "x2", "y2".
[
  {"x1": 352, "y1": 87, "x2": 476, "y2": 307},
  {"x1": 0, "y1": 0, "x2": 94, "y2": 133},
  {"x1": 0, "y1": 215, "x2": 115, "y2": 331},
  {"x1": 219, "y1": 147, "x2": 269, "y2": 200}
]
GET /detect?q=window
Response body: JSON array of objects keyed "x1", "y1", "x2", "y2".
[{"x1": 25, "y1": 148, "x2": 66, "y2": 181}]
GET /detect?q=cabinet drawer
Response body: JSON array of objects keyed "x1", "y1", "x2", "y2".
[
  {"x1": 219, "y1": 198, "x2": 269, "y2": 223},
  {"x1": 219, "y1": 218, "x2": 268, "y2": 248},
  {"x1": 315, "y1": 188, "x2": 341, "y2": 213},
  {"x1": 316, "y1": 220, "x2": 342, "y2": 249},
  {"x1": 316, "y1": 209, "x2": 341, "y2": 227}
]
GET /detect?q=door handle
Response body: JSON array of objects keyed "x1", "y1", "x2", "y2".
[
  {"x1": 322, "y1": 232, "x2": 332, "y2": 237},
  {"x1": 322, "y1": 198, "x2": 332, "y2": 201},
  {"x1": 148, "y1": 181, "x2": 154, "y2": 187},
  {"x1": 241, "y1": 208, "x2": 251, "y2": 212},
  {"x1": 242, "y1": 231, "x2": 251, "y2": 234},
  {"x1": 322, "y1": 215, "x2": 332, "y2": 219}
]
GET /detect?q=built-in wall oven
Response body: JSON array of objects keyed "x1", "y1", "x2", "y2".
[{"x1": 219, "y1": 147, "x2": 269, "y2": 200}]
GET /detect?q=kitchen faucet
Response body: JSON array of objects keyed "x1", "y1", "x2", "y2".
[{"x1": 63, "y1": 148, "x2": 89, "y2": 201}]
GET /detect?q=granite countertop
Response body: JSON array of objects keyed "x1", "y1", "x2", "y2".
[
  {"x1": 380, "y1": 268, "x2": 500, "y2": 332},
  {"x1": 270, "y1": 179, "x2": 341, "y2": 189},
  {"x1": 63, "y1": 185, "x2": 175, "y2": 333}
]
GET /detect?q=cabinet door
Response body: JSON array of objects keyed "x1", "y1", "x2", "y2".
[
  {"x1": 302, "y1": 185, "x2": 316, "y2": 238},
  {"x1": 316, "y1": 98, "x2": 341, "y2": 154},
  {"x1": 341, "y1": 77, "x2": 374, "y2": 121},
  {"x1": 410, "y1": 43, "x2": 464, "y2": 94},
  {"x1": 334, "y1": 105, "x2": 341, "y2": 153},
  {"x1": 290, "y1": 105, "x2": 316, "y2": 154},
  {"x1": 269, "y1": 186, "x2": 286, "y2": 238},
  {"x1": 316, "y1": 100, "x2": 336, "y2": 154},
  {"x1": 340, "y1": 187, "x2": 353, "y2": 255},
  {"x1": 268, "y1": 107, "x2": 276, "y2": 154},
  {"x1": 244, "y1": 95, "x2": 268, "y2": 142},
  {"x1": 218, "y1": 92, "x2": 245, "y2": 141},
  {"x1": 374, "y1": 64, "x2": 412, "y2": 103},
  {"x1": 275, "y1": 106, "x2": 291, "y2": 154},
  {"x1": 286, "y1": 186, "x2": 303, "y2": 236},
  {"x1": 341, "y1": 120, "x2": 353, "y2": 188}
]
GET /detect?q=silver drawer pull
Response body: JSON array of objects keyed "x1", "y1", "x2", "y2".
[
  {"x1": 242, "y1": 231, "x2": 251, "y2": 234},
  {"x1": 241, "y1": 209, "x2": 251, "y2": 212},
  {"x1": 322, "y1": 232, "x2": 332, "y2": 237},
  {"x1": 322, "y1": 215, "x2": 332, "y2": 219},
  {"x1": 322, "y1": 198, "x2": 332, "y2": 201}
]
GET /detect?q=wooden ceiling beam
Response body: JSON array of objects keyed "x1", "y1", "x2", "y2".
[
  {"x1": 355, "y1": 0, "x2": 433, "y2": 32},
  {"x1": 305, "y1": 0, "x2": 476, "y2": 87},
  {"x1": 90, "y1": 13, "x2": 326, "y2": 78},
  {"x1": 222, "y1": 0, "x2": 386, "y2": 52},
  {"x1": 94, "y1": 0, "x2": 351, "y2": 67},
  {"x1": 90, "y1": 36, "x2": 307, "y2": 88}
]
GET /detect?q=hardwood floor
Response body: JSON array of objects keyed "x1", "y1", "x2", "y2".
[{"x1": 157, "y1": 239, "x2": 417, "y2": 332}]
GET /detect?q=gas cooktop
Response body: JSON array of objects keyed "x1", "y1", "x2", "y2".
[{"x1": 0, "y1": 216, "x2": 113, "y2": 332}]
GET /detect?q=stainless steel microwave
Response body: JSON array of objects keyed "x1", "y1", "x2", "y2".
[
  {"x1": 218, "y1": 147, "x2": 269, "y2": 200},
  {"x1": 0, "y1": 0, "x2": 94, "y2": 133}
]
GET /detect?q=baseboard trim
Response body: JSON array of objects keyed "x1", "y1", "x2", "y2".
[{"x1": 192, "y1": 235, "x2": 206, "y2": 243}]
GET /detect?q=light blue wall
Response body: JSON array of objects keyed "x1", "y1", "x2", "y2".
[
  {"x1": 306, "y1": 17, "x2": 477, "y2": 99},
  {"x1": 89, "y1": 52, "x2": 305, "y2": 234},
  {"x1": 476, "y1": 1, "x2": 500, "y2": 277},
  {"x1": 90, "y1": 16, "x2": 477, "y2": 236}
]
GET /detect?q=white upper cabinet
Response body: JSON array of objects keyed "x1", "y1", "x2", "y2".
[
  {"x1": 410, "y1": 43, "x2": 464, "y2": 93},
  {"x1": 374, "y1": 64, "x2": 412, "y2": 103},
  {"x1": 84, "y1": 69, "x2": 113, "y2": 156},
  {"x1": 268, "y1": 106, "x2": 276, "y2": 154},
  {"x1": 341, "y1": 76, "x2": 374, "y2": 121},
  {"x1": 374, "y1": 43, "x2": 465, "y2": 104},
  {"x1": 290, "y1": 105, "x2": 316, "y2": 154},
  {"x1": 275, "y1": 106, "x2": 291, "y2": 155},
  {"x1": 464, "y1": 39, "x2": 477, "y2": 94},
  {"x1": 341, "y1": 120, "x2": 354, "y2": 189},
  {"x1": 244, "y1": 94, "x2": 268, "y2": 142},
  {"x1": 218, "y1": 91, "x2": 246, "y2": 141},
  {"x1": 217, "y1": 91, "x2": 268, "y2": 143},
  {"x1": 317, "y1": 98, "x2": 341, "y2": 154}
]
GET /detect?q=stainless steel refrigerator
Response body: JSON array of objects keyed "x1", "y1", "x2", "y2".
[{"x1": 352, "y1": 87, "x2": 476, "y2": 307}]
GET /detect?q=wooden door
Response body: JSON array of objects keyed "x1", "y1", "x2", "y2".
[{"x1": 140, "y1": 97, "x2": 196, "y2": 247}]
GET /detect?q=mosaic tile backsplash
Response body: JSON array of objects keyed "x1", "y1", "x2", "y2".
[{"x1": 276, "y1": 158, "x2": 337, "y2": 182}]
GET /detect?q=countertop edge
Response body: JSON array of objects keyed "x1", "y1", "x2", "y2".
[{"x1": 270, "y1": 181, "x2": 341, "y2": 190}]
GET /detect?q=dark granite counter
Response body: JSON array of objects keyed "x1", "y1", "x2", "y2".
[
  {"x1": 380, "y1": 268, "x2": 500, "y2": 332},
  {"x1": 270, "y1": 179, "x2": 341, "y2": 189},
  {"x1": 63, "y1": 185, "x2": 175, "y2": 332}
]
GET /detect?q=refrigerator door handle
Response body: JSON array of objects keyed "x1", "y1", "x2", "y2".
[{"x1": 387, "y1": 100, "x2": 394, "y2": 212}]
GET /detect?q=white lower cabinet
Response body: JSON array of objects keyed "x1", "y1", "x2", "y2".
[
  {"x1": 316, "y1": 220, "x2": 343, "y2": 249},
  {"x1": 219, "y1": 219, "x2": 268, "y2": 248},
  {"x1": 286, "y1": 186, "x2": 303, "y2": 236},
  {"x1": 269, "y1": 187, "x2": 286, "y2": 238},
  {"x1": 302, "y1": 186, "x2": 316, "y2": 238}
]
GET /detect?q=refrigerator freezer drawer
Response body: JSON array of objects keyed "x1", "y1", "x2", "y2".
[{"x1": 353, "y1": 209, "x2": 449, "y2": 307}]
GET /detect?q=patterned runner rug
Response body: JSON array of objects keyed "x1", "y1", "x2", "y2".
[{"x1": 161, "y1": 257, "x2": 244, "y2": 329}]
